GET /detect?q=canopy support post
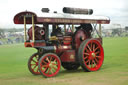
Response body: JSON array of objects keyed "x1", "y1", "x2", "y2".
[
  {"x1": 64, "y1": 24, "x2": 66, "y2": 34},
  {"x1": 72, "y1": 24, "x2": 74, "y2": 33},
  {"x1": 99, "y1": 24, "x2": 102, "y2": 37},
  {"x1": 24, "y1": 16, "x2": 27, "y2": 42},
  {"x1": 32, "y1": 15, "x2": 35, "y2": 42}
]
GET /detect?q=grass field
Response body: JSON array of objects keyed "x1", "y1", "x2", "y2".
[{"x1": 0, "y1": 37, "x2": 128, "y2": 85}]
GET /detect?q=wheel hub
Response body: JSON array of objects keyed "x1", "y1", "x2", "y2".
[
  {"x1": 91, "y1": 53, "x2": 95, "y2": 58},
  {"x1": 49, "y1": 63, "x2": 52, "y2": 67},
  {"x1": 49, "y1": 61, "x2": 55, "y2": 67},
  {"x1": 36, "y1": 62, "x2": 38, "y2": 66}
]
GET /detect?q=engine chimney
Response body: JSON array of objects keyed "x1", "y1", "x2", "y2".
[{"x1": 63, "y1": 7, "x2": 93, "y2": 15}]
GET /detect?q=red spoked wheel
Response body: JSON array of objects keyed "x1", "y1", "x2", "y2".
[
  {"x1": 28, "y1": 53, "x2": 40, "y2": 75},
  {"x1": 78, "y1": 39, "x2": 104, "y2": 71},
  {"x1": 38, "y1": 53, "x2": 61, "y2": 78}
]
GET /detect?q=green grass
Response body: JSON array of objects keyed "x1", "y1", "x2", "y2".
[{"x1": 0, "y1": 37, "x2": 128, "y2": 85}]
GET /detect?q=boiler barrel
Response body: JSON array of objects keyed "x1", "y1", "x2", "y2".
[{"x1": 63, "y1": 7, "x2": 93, "y2": 15}]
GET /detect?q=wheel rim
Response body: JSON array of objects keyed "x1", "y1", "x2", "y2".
[
  {"x1": 83, "y1": 40, "x2": 104, "y2": 71},
  {"x1": 28, "y1": 53, "x2": 40, "y2": 75},
  {"x1": 39, "y1": 54, "x2": 61, "y2": 77}
]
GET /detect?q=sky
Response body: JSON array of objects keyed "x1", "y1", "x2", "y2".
[{"x1": 0, "y1": 0, "x2": 127, "y2": 29}]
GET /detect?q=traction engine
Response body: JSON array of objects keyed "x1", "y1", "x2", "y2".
[{"x1": 13, "y1": 7, "x2": 110, "y2": 77}]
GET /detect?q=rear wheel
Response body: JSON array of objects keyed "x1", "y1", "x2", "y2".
[
  {"x1": 28, "y1": 53, "x2": 40, "y2": 75},
  {"x1": 38, "y1": 53, "x2": 61, "y2": 77},
  {"x1": 62, "y1": 62, "x2": 80, "y2": 70},
  {"x1": 78, "y1": 39, "x2": 104, "y2": 71}
]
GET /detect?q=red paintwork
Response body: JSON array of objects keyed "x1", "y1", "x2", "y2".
[
  {"x1": 74, "y1": 29, "x2": 88, "y2": 49},
  {"x1": 28, "y1": 53, "x2": 40, "y2": 75},
  {"x1": 63, "y1": 36, "x2": 72, "y2": 45},
  {"x1": 60, "y1": 50, "x2": 76, "y2": 62},
  {"x1": 39, "y1": 53, "x2": 61, "y2": 77},
  {"x1": 37, "y1": 17, "x2": 110, "y2": 24},
  {"x1": 83, "y1": 39, "x2": 104, "y2": 71},
  {"x1": 28, "y1": 26, "x2": 45, "y2": 40},
  {"x1": 24, "y1": 42, "x2": 46, "y2": 47},
  {"x1": 14, "y1": 11, "x2": 37, "y2": 24},
  {"x1": 13, "y1": 10, "x2": 110, "y2": 77},
  {"x1": 55, "y1": 45, "x2": 72, "y2": 54},
  {"x1": 14, "y1": 11, "x2": 110, "y2": 24}
]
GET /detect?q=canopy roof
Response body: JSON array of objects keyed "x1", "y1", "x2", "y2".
[{"x1": 14, "y1": 11, "x2": 110, "y2": 24}]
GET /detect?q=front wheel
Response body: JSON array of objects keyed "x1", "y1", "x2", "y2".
[
  {"x1": 78, "y1": 39, "x2": 104, "y2": 72},
  {"x1": 28, "y1": 53, "x2": 40, "y2": 75},
  {"x1": 38, "y1": 53, "x2": 61, "y2": 78}
]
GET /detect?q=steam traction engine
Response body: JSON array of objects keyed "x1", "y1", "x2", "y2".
[{"x1": 14, "y1": 7, "x2": 110, "y2": 77}]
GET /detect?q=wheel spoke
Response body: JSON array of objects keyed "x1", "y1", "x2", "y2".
[
  {"x1": 31, "y1": 64, "x2": 36, "y2": 66},
  {"x1": 85, "y1": 59, "x2": 90, "y2": 64},
  {"x1": 52, "y1": 66, "x2": 57, "y2": 71},
  {"x1": 50, "y1": 56, "x2": 52, "y2": 61},
  {"x1": 91, "y1": 60, "x2": 93, "y2": 68},
  {"x1": 94, "y1": 46, "x2": 99, "y2": 52},
  {"x1": 36, "y1": 67, "x2": 39, "y2": 72},
  {"x1": 84, "y1": 56, "x2": 88, "y2": 60},
  {"x1": 32, "y1": 59, "x2": 37, "y2": 63},
  {"x1": 53, "y1": 59, "x2": 56, "y2": 63},
  {"x1": 85, "y1": 48, "x2": 90, "y2": 53},
  {"x1": 84, "y1": 53, "x2": 89, "y2": 56},
  {"x1": 95, "y1": 51, "x2": 100, "y2": 55},
  {"x1": 35, "y1": 55, "x2": 39, "y2": 60},
  {"x1": 47, "y1": 67, "x2": 51, "y2": 74},
  {"x1": 42, "y1": 60, "x2": 48, "y2": 65},
  {"x1": 50, "y1": 68, "x2": 53, "y2": 74},
  {"x1": 96, "y1": 56, "x2": 101, "y2": 59},
  {"x1": 88, "y1": 60, "x2": 90, "y2": 66},
  {"x1": 42, "y1": 65, "x2": 49, "y2": 67},
  {"x1": 52, "y1": 63, "x2": 58, "y2": 66},
  {"x1": 33, "y1": 65, "x2": 37, "y2": 70},
  {"x1": 94, "y1": 57, "x2": 99, "y2": 63},
  {"x1": 93, "y1": 44, "x2": 95, "y2": 51},
  {"x1": 46, "y1": 57, "x2": 50, "y2": 63},
  {"x1": 93, "y1": 59, "x2": 96, "y2": 66},
  {"x1": 43, "y1": 68, "x2": 48, "y2": 73},
  {"x1": 87, "y1": 45, "x2": 92, "y2": 52}
]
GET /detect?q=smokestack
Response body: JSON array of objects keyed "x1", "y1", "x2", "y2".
[{"x1": 63, "y1": 7, "x2": 93, "y2": 15}]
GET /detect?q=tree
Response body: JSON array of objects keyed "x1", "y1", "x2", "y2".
[
  {"x1": 112, "y1": 29, "x2": 120, "y2": 36},
  {"x1": 125, "y1": 26, "x2": 128, "y2": 31},
  {"x1": 0, "y1": 29, "x2": 5, "y2": 39}
]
